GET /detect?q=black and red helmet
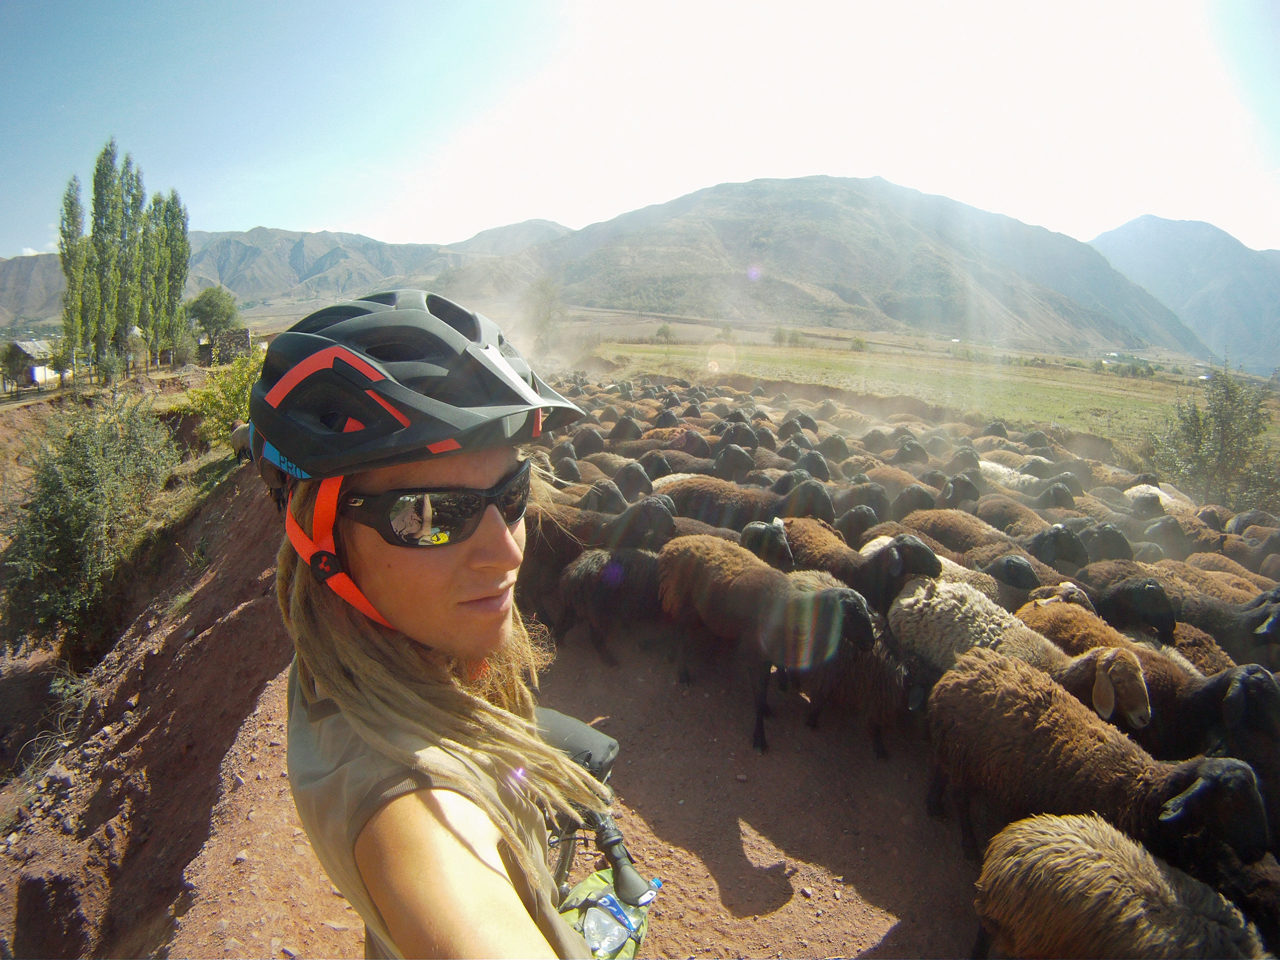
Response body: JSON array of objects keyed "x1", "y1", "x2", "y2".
[{"x1": 250, "y1": 289, "x2": 582, "y2": 480}]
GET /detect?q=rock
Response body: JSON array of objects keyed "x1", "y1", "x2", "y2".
[
  {"x1": 800, "y1": 887, "x2": 813, "y2": 899},
  {"x1": 233, "y1": 850, "x2": 248, "y2": 864},
  {"x1": 734, "y1": 773, "x2": 748, "y2": 783}
]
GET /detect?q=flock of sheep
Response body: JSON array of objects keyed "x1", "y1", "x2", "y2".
[{"x1": 513, "y1": 373, "x2": 1280, "y2": 959}]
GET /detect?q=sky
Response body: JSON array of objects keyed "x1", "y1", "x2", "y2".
[{"x1": 2, "y1": 0, "x2": 1279, "y2": 261}]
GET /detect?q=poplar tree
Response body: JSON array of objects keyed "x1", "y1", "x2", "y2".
[
  {"x1": 58, "y1": 141, "x2": 190, "y2": 378},
  {"x1": 163, "y1": 191, "x2": 190, "y2": 358},
  {"x1": 115, "y1": 154, "x2": 146, "y2": 356},
  {"x1": 90, "y1": 138, "x2": 123, "y2": 363},
  {"x1": 57, "y1": 177, "x2": 89, "y2": 373}
]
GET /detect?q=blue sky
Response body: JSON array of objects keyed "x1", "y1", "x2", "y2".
[{"x1": 2, "y1": 0, "x2": 1278, "y2": 260}]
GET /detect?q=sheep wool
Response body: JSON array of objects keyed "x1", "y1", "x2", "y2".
[{"x1": 975, "y1": 812, "x2": 1270, "y2": 959}]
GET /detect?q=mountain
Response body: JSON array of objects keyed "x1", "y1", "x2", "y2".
[
  {"x1": 1090, "y1": 215, "x2": 1280, "y2": 375},
  {"x1": 515, "y1": 176, "x2": 1208, "y2": 357},
  {"x1": 0, "y1": 179, "x2": 1213, "y2": 361},
  {"x1": 0, "y1": 253, "x2": 63, "y2": 332}
]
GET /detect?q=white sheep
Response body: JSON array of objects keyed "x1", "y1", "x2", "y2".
[{"x1": 888, "y1": 576, "x2": 1151, "y2": 729}]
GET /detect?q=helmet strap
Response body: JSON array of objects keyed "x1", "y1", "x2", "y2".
[{"x1": 286, "y1": 476, "x2": 394, "y2": 629}]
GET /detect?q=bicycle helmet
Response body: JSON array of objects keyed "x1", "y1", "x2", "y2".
[
  {"x1": 249, "y1": 289, "x2": 582, "y2": 630},
  {"x1": 250, "y1": 289, "x2": 583, "y2": 480}
]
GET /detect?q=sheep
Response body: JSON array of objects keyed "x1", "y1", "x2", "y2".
[
  {"x1": 781, "y1": 518, "x2": 942, "y2": 615},
  {"x1": 887, "y1": 577, "x2": 1151, "y2": 730},
  {"x1": 976, "y1": 494, "x2": 1049, "y2": 539},
  {"x1": 1185, "y1": 551, "x2": 1279, "y2": 595},
  {"x1": 926, "y1": 647, "x2": 1272, "y2": 873},
  {"x1": 518, "y1": 496, "x2": 677, "y2": 627},
  {"x1": 739, "y1": 518, "x2": 794, "y2": 570},
  {"x1": 656, "y1": 533, "x2": 876, "y2": 750},
  {"x1": 899, "y1": 507, "x2": 1009, "y2": 555},
  {"x1": 657, "y1": 474, "x2": 835, "y2": 531},
  {"x1": 972, "y1": 812, "x2": 1269, "y2": 959},
  {"x1": 557, "y1": 547, "x2": 663, "y2": 664},
  {"x1": 230, "y1": 421, "x2": 253, "y2": 463}
]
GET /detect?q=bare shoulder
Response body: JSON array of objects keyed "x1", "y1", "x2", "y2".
[{"x1": 354, "y1": 787, "x2": 556, "y2": 959}]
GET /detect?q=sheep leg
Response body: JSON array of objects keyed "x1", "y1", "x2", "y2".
[
  {"x1": 925, "y1": 762, "x2": 948, "y2": 819},
  {"x1": 970, "y1": 923, "x2": 992, "y2": 960},
  {"x1": 868, "y1": 722, "x2": 889, "y2": 760},
  {"x1": 588, "y1": 617, "x2": 619, "y2": 668},
  {"x1": 953, "y1": 787, "x2": 980, "y2": 861},
  {"x1": 751, "y1": 660, "x2": 773, "y2": 753}
]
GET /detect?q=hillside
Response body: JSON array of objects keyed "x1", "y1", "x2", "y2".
[
  {"x1": 1091, "y1": 215, "x2": 1280, "y2": 375},
  {"x1": 0, "y1": 178, "x2": 1214, "y2": 362}
]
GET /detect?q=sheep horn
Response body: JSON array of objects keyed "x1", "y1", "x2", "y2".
[{"x1": 1158, "y1": 775, "x2": 1212, "y2": 824}]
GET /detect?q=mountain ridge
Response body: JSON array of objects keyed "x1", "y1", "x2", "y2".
[
  {"x1": 0, "y1": 177, "x2": 1224, "y2": 363},
  {"x1": 1090, "y1": 215, "x2": 1280, "y2": 374}
]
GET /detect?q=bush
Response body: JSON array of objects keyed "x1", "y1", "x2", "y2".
[
  {"x1": 1149, "y1": 366, "x2": 1278, "y2": 511},
  {"x1": 179, "y1": 353, "x2": 259, "y2": 448},
  {"x1": 1, "y1": 393, "x2": 179, "y2": 652}
]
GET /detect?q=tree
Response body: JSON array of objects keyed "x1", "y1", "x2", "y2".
[
  {"x1": 185, "y1": 286, "x2": 240, "y2": 340},
  {"x1": 655, "y1": 323, "x2": 674, "y2": 344},
  {"x1": 57, "y1": 142, "x2": 189, "y2": 377},
  {"x1": 58, "y1": 176, "x2": 89, "y2": 375},
  {"x1": 1151, "y1": 365, "x2": 1277, "y2": 509},
  {"x1": 90, "y1": 138, "x2": 123, "y2": 362}
]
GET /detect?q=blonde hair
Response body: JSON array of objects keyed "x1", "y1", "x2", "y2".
[{"x1": 277, "y1": 466, "x2": 610, "y2": 885}]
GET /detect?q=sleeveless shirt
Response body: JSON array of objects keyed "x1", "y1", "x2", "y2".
[{"x1": 285, "y1": 658, "x2": 591, "y2": 959}]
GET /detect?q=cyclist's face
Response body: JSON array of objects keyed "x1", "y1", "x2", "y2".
[{"x1": 339, "y1": 446, "x2": 526, "y2": 659}]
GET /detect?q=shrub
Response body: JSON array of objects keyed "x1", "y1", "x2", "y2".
[
  {"x1": 1150, "y1": 365, "x2": 1278, "y2": 511},
  {"x1": 1, "y1": 393, "x2": 179, "y2": 652},
  {"x1": 179, "y1": 353, "x2": 259, "y2": 448}
]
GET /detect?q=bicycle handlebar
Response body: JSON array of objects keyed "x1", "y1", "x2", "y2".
[{"x1": 582, "y1": 808, "x2": 658, "y2": 906}]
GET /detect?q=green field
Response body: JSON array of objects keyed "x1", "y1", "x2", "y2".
[{"x1": 577, "y1": 337, "x2": 1279, "y2": 461}]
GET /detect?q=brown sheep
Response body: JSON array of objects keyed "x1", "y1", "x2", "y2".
[
  {"x1": 927, "y1": 647, "x2": 1271, "y2": 872},
  {"x1": 973, "y1": 813, "x2": 1269, "y2": 959},
  {"x1": 656, "y1": 534, "x2": 876, "y2": 751}
]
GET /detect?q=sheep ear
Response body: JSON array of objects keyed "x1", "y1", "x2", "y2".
[
  {"x1": 1255, "y1": 609, "x2": 1279, "y2": 640},
  {"x1": 886, "y1": 544, "x2": 904, "y2": 578},
  {"x1": 1091, "y1": 657, "x2": 1116, "y2": 720},
  {"x1": 1159, "y1": 776, "x2": 1210, "y2": 824},
  {"x1": 1224, "y1": 671, "x2": 1249, "y2": 729}
]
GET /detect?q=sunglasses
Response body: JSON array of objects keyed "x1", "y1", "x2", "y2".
[{"x1": 340, "y1": 459, "x2": 531, "y2": 548}]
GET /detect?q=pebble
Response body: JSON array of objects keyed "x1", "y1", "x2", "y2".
[
  {"x1": 268, "y1": 739, "x2": 282, "y2": 747},
  {"x1": 127, "y1": 693, "x2": 139, "y2": 708},
  {"x1": 323, "y1": 921, "x2": 349, "y2": 932},
  {"x1": 282, "y1": 948, "x2": 298, "y2": 959},
  {"x1": 234, "y1": 850, "x2": 248, "y2": 864},
  {"x1": 833, "y1": 889, "x2": 842, "y2": 901},
  {"x1": 800, "y1": 887, "x2": 813, "y2": 899},
  {"x1": 734, "y1": 773, "x2": 748, "y2": 783},
  {"x1": 214, "y1": 920, "x2": 229, "y2": 934},
  {"x1": 233, "y1": 774, "x2": 245, "y2": 789}
]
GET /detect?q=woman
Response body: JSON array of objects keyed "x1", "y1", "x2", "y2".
[{"x1": 249, "y1": 289, "x2": 610, "y2": 958}]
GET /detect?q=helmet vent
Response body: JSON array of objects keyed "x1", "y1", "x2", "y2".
[
  {"x1": 293, "y1": 304, "x2": 372, "y2": 335},
  {"x1": 426, "y1": 294, "x2": 480, "y2": 340}
]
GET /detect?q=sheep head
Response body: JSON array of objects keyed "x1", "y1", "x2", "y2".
[
  {"x1": 601, "y1": 496, "x2": 676, "y2": 550},
  {"x1": 1091, "y1": 648, "x2": 1150, "y2": 729},
  {"x1": 1223, "y1": 664, "x2": 1280, "y2": 740},
  {"x1": 1155, "y1": 757, "x2": 1272, "y2": 865},
  {"x1": 741, "y1": 518, "x2": 794, "y2": 572}
]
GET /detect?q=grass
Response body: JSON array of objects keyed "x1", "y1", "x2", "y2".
[{"x1": 578, "y1": 337, "x2": 1280, "y2": 455}]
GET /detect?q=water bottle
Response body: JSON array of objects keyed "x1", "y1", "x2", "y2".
[{"x1": 581, "y1": 894, "x2": 633, "y2": 955}]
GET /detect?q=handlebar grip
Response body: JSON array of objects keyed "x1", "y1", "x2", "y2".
[{"x1": 584, "y1": 810, "x2": 657, "y2": 907}]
